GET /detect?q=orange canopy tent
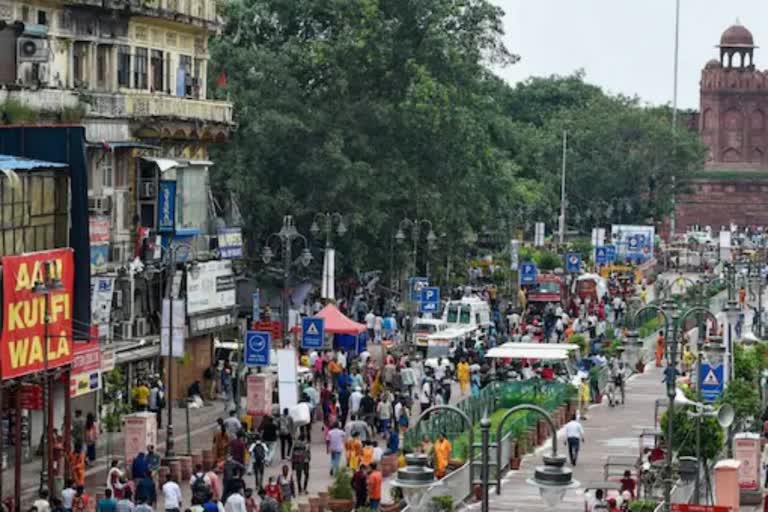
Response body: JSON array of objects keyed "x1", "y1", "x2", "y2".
[{"x1": 316, "y1": 304, "x2": 367, "y2": 335}]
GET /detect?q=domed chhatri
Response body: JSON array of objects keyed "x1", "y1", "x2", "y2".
[
  {"x1": 719, "y1": 22, "x2": 755, "y2": 48},
  {"x1": 705, "y1": 59, "x2": 721, "y2": 69}
]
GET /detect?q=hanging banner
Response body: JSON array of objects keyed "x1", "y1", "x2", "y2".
[
  {"x1": 160, "y1": 299, "x2": 185, "y2": 358},
  {"x1": 186, "y1": 260, "x2": 236, "y2": 315},
  {"x1": 321, "y1": 248, "x2": 336, "y2": 300},
  {"x1": 217, "y1": 228, "x2": 243, "y2": 259},
  {"x1": 91, "y1": 276, "x2": 115, "y2": 340},
  {"x1": 1, "y1": 249, "x2": 75, "y2": 380}
]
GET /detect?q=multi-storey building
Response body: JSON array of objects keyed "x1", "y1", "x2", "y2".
[{"x1": 0, "y1": 1, "x2": 237, "y2": 397}]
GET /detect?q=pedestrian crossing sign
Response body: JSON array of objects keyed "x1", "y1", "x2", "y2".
[
  {"x1": 301, "y1": 316, "x2": 325, "y2": 349},
  {"x1": 700, "y1": 362, "x2": 724, "y2": 402}
]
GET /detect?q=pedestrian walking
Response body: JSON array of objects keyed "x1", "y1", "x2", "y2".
[
  {"x1": 71, "y1": 486, "x2": 90, "y2": 512},
  {"x1": 564, "y1": 414, "x2": 585, "y2": 466},
  {"x1": 352, "y1": 465, "x2": 368, "y2": 509},
  {"x1": 457, "y1": 358, "x2": 470, "y2": 395},
  {"x1": 345, "y1": 431, "x2": 363, "y2": 470},
  {"x1": 257, "y1": 489, "x2": 279, "y2": 512},
  {"x1": 249, "y1": 435, "x2": 267, "y2": 490},
  {"x1": 327, "y1": 421, "x2": 346, "y2": 476},
  {"x1": 224, "y1": 411, "x2": 242, "y2": 440},
  {"x1": 291, "y1": 434, "x2": 310, "y2": 494},
  {"x1": 230, "y1": 430, "x2": 247, "y2": 466},
  {"x1": 97, "y1": 489, "x2": 117, "y2": 512},
  {"x1": 33, "y1": 489, "x2": 51, "y2": 512},
  {"x1": 135, "y1": 470, "x2": 156, "y2": 507},
  {"x1": 224, "y1": 484, "x2": 246, "y2": 512},
  {"x1": 213, "y1": 420, "x2": 230, "y2": 464},
  {"x1": 434, "y1": 433, "x2": 452, "y2": 479},
  {"x1": 367, "y1": 463, "x2": 383, "y2": 510},
  {"x1": 278, "y1": 408, "x2": 294, "y2": 459},
  {"x1": 115, "y1": 489, "x2": 134, "y2": 512},
  {"x1": 161, "y1": 474, "x2": 182, "y2": 512},
  {"x1": 277, "y1": 465, "x2": 295, "y2": 505}
]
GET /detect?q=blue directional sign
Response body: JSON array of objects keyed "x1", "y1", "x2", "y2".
[
  {"x1": 565, "y1": 253, "x2": 581, "y2": 274},
  {"x1": 700, "y1": 362, "x2": 724, "y2": 402},
  {"x1": 409, "y1": 277, "x2": 429, "y2": 302},
  {"x1": 420, "y1": 287, "x2": 440, "y2": 313},
  {"x1": 605, "y1": 245, "x2": 617, "y2": 262},
  {"x1": 595, "y1": 246, "x2": 608, "y2": 265},
  {"x1": 301, "y1": 317, "x2": 325, "y2": 350},
  {"x1": 244, "y1": 331, "x2": 271, "y2": 367},
  {"x1": 520, "y1": 262, "x2": 538, "y2": 285}
]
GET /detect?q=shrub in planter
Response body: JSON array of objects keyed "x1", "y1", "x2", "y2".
[
  {"x1": 327, "y1": 469, "x2": 355, "y2": 512},
  {"x1": 431, "y1": 495, "x2": 454, "y2": 511}
]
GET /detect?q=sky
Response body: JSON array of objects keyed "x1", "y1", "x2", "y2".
[{"x1": 491, "y1": 0, "x2": 768, "y2": 110}]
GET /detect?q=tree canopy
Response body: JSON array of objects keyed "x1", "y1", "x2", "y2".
[{"x1": 208, "y1": 0, "x2": 706, "y2": 280}]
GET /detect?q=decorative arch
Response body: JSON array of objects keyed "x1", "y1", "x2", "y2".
[
  {"x1": 751, "y1": 147, "x2": 764, "y2": 164},
  {"x1": 722, "y1": 147, "x2": 742, "y2": 162},
  {"x1": 702, "y1": 108, "x2": 713, "y2": 130},
  {"x1": 724, "y1": 108, "x2": 743, "y2": 130},
  {"x1": 751, "y1": 109, "x2": 765, "y2": 130}
]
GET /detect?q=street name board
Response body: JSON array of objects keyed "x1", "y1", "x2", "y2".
[
  {"x1": 244, "y1": 331, "x2": 271, "y2": 367},
  {"x1": 301, "y1": 317, "x2": 325, "y2": 350},
  {"x1": 420, "y1": 287, "x2": 440, "y2": 313}
]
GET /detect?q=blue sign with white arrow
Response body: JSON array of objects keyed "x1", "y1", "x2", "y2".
[
  {"x1": 420, "y1": 287, "x2": 440, "y2": 313},
  {"x1": 595, "y1": 246, "x2": 608, "y2": 265},
  {"x1": 520, "y1": 262, "x2": 538, "y2": 285},
  {"x1": 244, "y1": 331, "x2": 271, "y2": 367},
  {"x1": 700, "y1": 362, "x2": 724, "y2": 402},
  {"x1": 605, "y1": 245, "x2": 617, "y2": 262},
  {"x1": 565, "y1": 253, "x2": 581, "y2": 273},
  {"x1": 301, "y1": 317, "x2": 325, "y2": 350}
]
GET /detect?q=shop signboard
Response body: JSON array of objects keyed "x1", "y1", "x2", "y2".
[
  {"x1": 186, "y1": 260, "x2": 236, "y2": 315},
  {"x1": 218, "y1": 228, "x2": 243, "y2": 259},
  {"x1": 246, "y1": 374, "x2": 273, "y2": 416},
  {"x1": 101, "y1": 348, "x2": 116, "y2": 373},
  {"x1": 89, "y1": 244, "x2": 109, "y2": 275},
  {"x1": 189, "y1": 310, "x2": 237, "y2": 337},
  {"x1": 89, "y1": 215, "x2": 111, "y2": 244},
  {"x1": 70, "y1": 335, "x2": 101, "y2": 397},
  {"x1": 157, "y1": 180, "x2": 177, "y2": 233},
  {"x1": 18, "y1": 384, "x2": 43, "y2": 410},
  {"x1": 1, "y1": 249, "x2": 75, "y2": 380},
  {"x1": 91, "y1": 276, "x2": 114, "y2": 340},
  {"x1": 671, "y1": 506, "x2": 730, "y2": 512}
]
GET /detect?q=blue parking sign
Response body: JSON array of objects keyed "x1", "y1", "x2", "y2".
[
  {"x1": 244, "y1": 331, "x2": 271, "y2": 367},
  {"x1": 565, "y1": 253, "x2": 581, "y2": 273},
  {"x1": 595, "y1": 247, "x2": 607, "y2": 265},
  {"x1": 520, "y1": 262, "x2": 537, "y2": 285},
  {"x1": 420, "y1": 287, "x2": 440, "y2": 313},
  {"x1": 301, "y1": 317, "x2": 325, "y2": 350}
]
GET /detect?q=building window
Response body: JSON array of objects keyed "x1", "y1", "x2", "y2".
[
  {"x1": 179, "y1": 54, "x2": 192, "y2": 96},
  {"x1": 96, "y1": 45, "x2": 110, "y2": 90},
  {"x1": 101, "y1": 152, "x2": 114, "y2": 189},
  {"x1": 37, "y1": 10, "x2": 47, "y2": 25},
  {"x1": 151, "y1": 50, "x2": 164, "y2": 92},
  {"x1": 73, "y1": 42, "x2": 89, "y2": 87},
  {"x1": 117, "y1": 46, "x2": 131, "y2": 87},
  {"x1": 134, "y1": 47, "x2": 148, "y2": 90}
]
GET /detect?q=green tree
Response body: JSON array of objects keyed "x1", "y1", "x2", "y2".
[
  {"x1": 720, "y1": 378, "x2": 761, "y2": 427},
  {"x1": 660, "y1": 408, "x2": 724, "y2": 460}
]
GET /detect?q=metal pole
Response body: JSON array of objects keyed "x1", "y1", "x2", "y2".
[
  {"x1": 481, "y1": 414, "x2": 491, "y2": 512},
  {"x1": 670, "y1": 0, "x2": 680, "y2": 236},
  {"x1": 283, "y1": 234, "x2": 291, "y2": 346},
  {"x1": 39, "y1": 289, "x2": 49, "y2": 494},
  {"x1": 166, "y1": 247, "x2": 176, "y2": 459},
  {"x1": 559, "y1": 130, "x2": 567, "y2": 245},
  {"x1": 664, "y1": 315, "x2": 677, "y2": 512},
  {"x1": 14, "y1": 385, "x2": 21, "y2": 512},
  {"x1": 695, "y1": 350, "x2": 702, "y2": 504}
]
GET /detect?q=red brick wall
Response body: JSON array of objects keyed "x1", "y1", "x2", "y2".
[{"x1": 676, "y1": 178, "x2": 768, "y2": 229}]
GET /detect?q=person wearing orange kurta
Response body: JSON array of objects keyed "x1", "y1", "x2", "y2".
[
  {"x1": 361, "y1": 442, "x2": 375, "y2": 467},
  {"x1": 69, "y1": 444, "x2": 86, "y2": 487},
  {"x1": 457, "y1": 360, "x2": 470, "y2": 395},
  {"x1": 345, "y1": 432, "x2": 363, "y2": 470},
  {"x1": 655, "y1": 331, "x2": 665, "y2": 368},
  {"x1": 434, "y1": 434, "x2": 452, "y2": 479}
]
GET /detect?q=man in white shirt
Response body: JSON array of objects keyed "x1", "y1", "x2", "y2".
[
  {"x1": 337, "y1": 349, "x2": 347, "y2": 370},
  {"x1": 224, "y1": 485, "x2": 247, "y2": 512},
  {"x1": 350, "y1": 386, "x2": 364, "y2": 416},
  {"x1": 61, "y1": 481, "x2": 76, "y2": 511},
  {"x1": 33, "y1": 489, "x2": 50, "y2": 512},
  {"x1": 564, "y1": 414, "x2": 585, "y2": 466},
  {"x1": 420, "y1": 378, "x2": 432, "y2": 411},
  {"x1": 162, "y1": 475, "x2": 183, "y2": 512},
  {"x1": 365, "y1": 311, "x2": 376, "y2": 340}
]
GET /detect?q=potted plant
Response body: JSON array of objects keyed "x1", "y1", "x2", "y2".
[
  {"x1": 430, "y1": 496, "x2": 454, "y2": 511},
  {"x1": 327, "y1": 469, "x2": 355, "y2": 512}
]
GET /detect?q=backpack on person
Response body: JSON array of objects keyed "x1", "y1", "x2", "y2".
[
  {"x1": 192, "y1": 474, "x2": 211, "y2": 503},
  {"x1": 291, "y1": 445, "x2": 306, "y2": 465},
  {"x1": 156, "y1": 389, "x2": 166, "y2": 409},
  {"x1": 251, "y1": 442, "x2": 266, "y2": 467}
]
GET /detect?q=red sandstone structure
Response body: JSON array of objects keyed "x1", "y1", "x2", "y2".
[{"x1": 675, "y1": 22, "x2": 768, "y2": 231}]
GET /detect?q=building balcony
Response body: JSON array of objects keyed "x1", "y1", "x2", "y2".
[
  {"x1": 1, "y1": 88, "x2": 233, "y2": 127},
  {"x1": 62, "y1": 0, "x2": 222, "y2": 29}
]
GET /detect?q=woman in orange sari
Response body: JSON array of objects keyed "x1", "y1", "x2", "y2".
[
  {"x1": 69, "y1": 442, "x2": 86, "y2": 487},
  {"x1": 655, "y1": 331, "x2": 665, "y2": 368},
  {"x1": 212, "y1": 421, "x2": 230, "y2": 463},
  {"x1": 345, "y1": 432, "x2": 363, "y2": 470}
]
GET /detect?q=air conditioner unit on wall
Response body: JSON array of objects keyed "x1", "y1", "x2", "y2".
[
  {"x1": 134, "y1": 317, "x2": 148, "y2": 337},
  {"x1": 88, "y1": 196, "x2": 111, "y2": 212},
  {"x1": 118, "y1": 321, "x2": 131, "y2": 341},
  {"x1": 17, "y1": 37, "x2": 49, "y2": 63},
  {"x1": 114, "y1": 289, "x2": 123, "y2": 308}
]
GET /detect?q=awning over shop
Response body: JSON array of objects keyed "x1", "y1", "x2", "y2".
[
  {"x1": 86, "y1": 141, "x2": 160, "y2": 151},
  {"x1": 140, "y1": 156, "x2": 187, "y2": 173},
  {"x1": 115, "y1": 343, "x2": 161, "y2": 365},
  {"x1": 316, "y1": 304, "x2": 367, "y2": 335},
  {"x1": 0, "y1": 154, "x2": 68, "y2": 171}
]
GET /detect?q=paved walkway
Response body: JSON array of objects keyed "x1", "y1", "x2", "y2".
[{"x1": 463, "y1": 365, "x2": 664, "y2": 511}]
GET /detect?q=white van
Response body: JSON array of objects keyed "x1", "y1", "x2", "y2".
[
  {"x1": 441, "y1": 296, "x2": 492, "y2": 341},
  {"x1": 413, "y1": 318, "x2": 448, "y2": 347}
]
